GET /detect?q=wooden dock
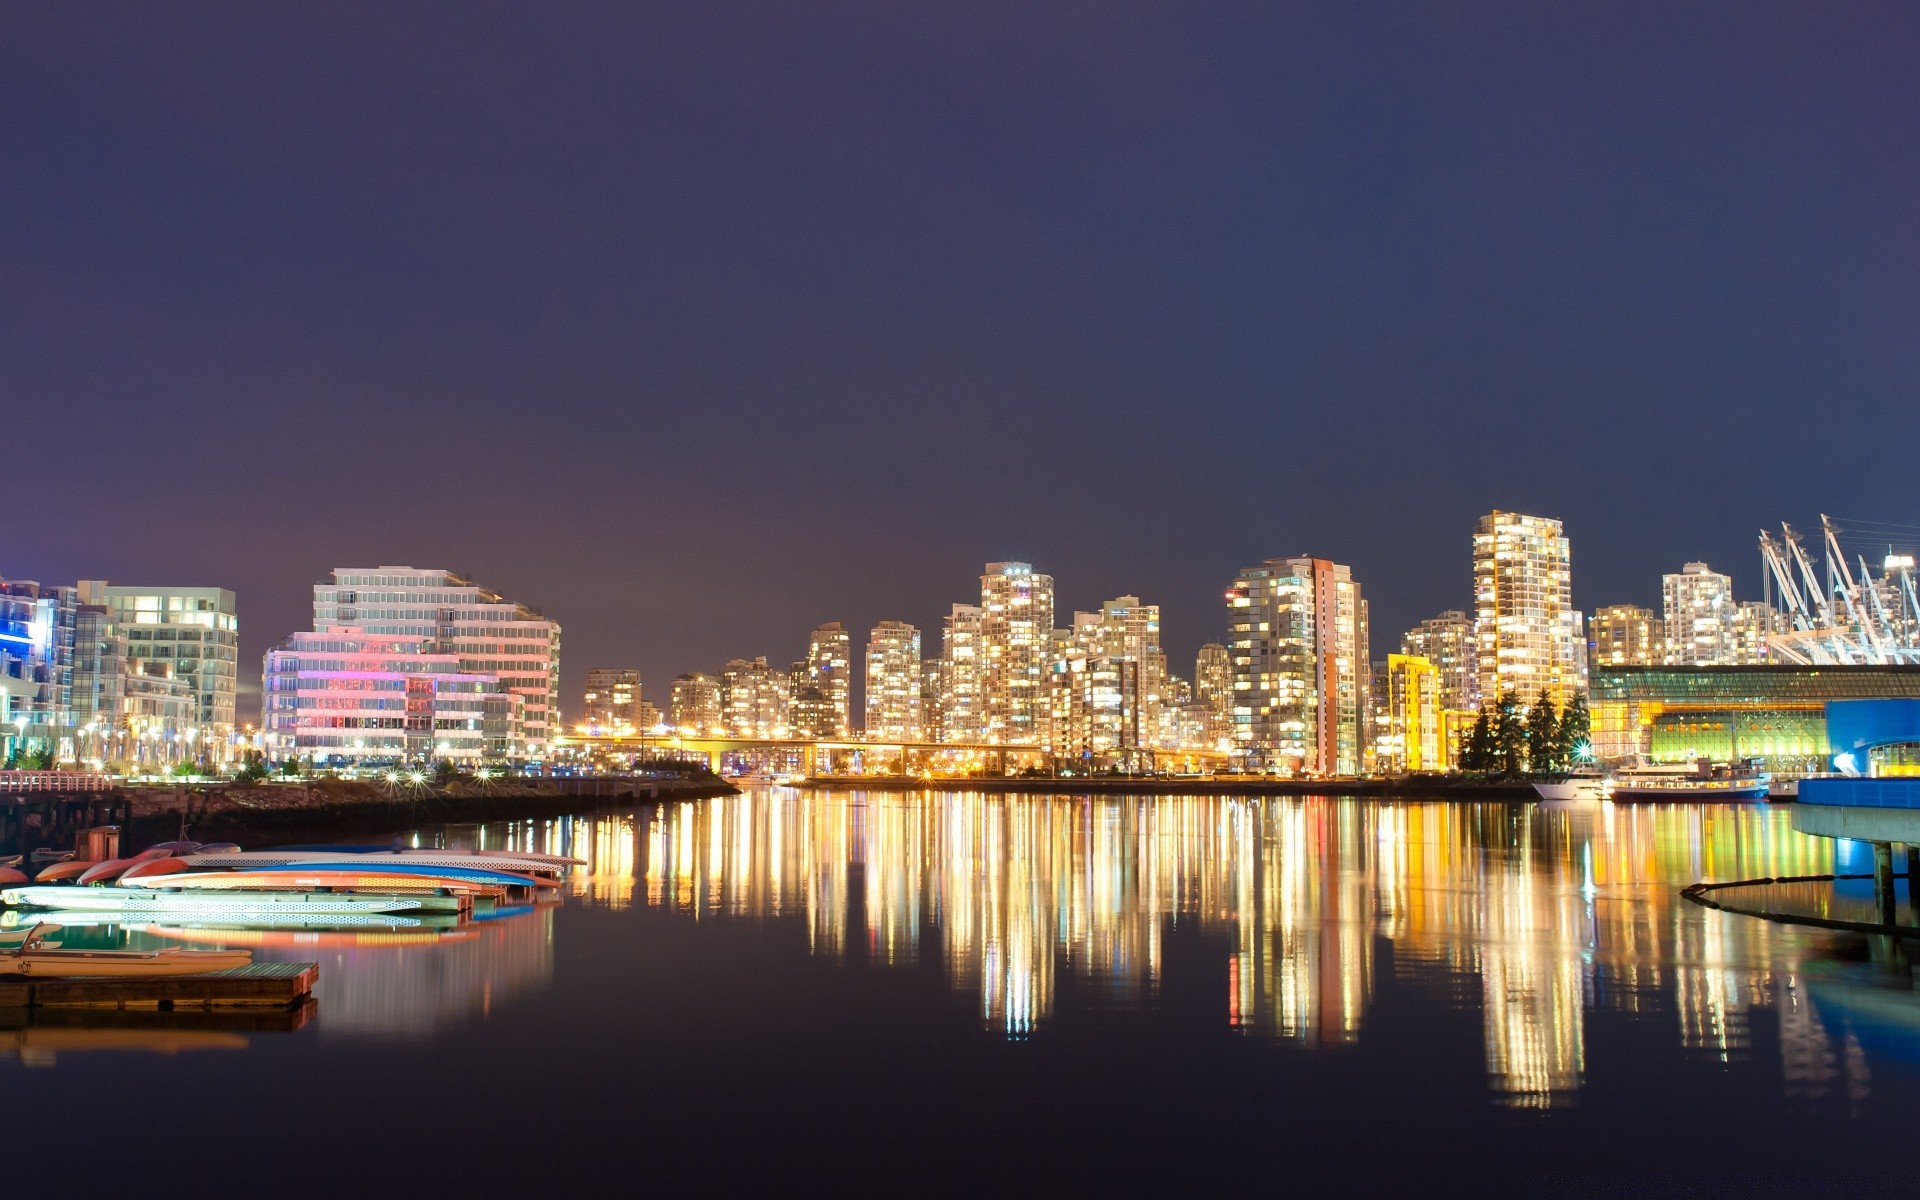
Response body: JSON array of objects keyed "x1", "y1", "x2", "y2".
[{"x1": 0, "y1": 962, "x2": 318, "y2": 1011}]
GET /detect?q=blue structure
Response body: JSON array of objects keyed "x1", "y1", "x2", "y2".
[{"x1": 1799, "y1": 700, "x2": 1920, "y2": 811}]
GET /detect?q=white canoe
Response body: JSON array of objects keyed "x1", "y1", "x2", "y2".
[
  {"x1": 1, "y1": 885, "x2": 427, "y2": 916},
  {"x1": 0, "y1": 947, "x2": 253, "y2": 977}
]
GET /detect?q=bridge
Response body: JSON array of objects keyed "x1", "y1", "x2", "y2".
[{"x1": 553, "y1": 732, "x2": 1233, "y2": 776}]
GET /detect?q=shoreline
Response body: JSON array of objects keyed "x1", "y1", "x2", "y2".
[
  {"x1": 798, "y1": 775, "x2": 1543, "y2": 799},
  {"x1": 121, "y1": 778, "x2": 738, "y2": 850}
]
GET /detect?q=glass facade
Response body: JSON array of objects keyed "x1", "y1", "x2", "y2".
[{"x1": 1591, "y1": 665, "x2": 1920, "y2": 775}]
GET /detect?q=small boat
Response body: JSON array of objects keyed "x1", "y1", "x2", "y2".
[
  {"x1": 0, "y1": 868, "x2": 26, "y2": 886},
  {"x1": 0, "y1": 924, "x2": 61, "y2": 948},
  {"x1": 1532, "y1": 772, "x2": 1608, "y2": 801},
  {"x1": 182, "y1": 848, "x2": 579, "y2": 876},
  {"x1": 33, "y1": 861, "x2": 99, "y2": 884},
  {"x1": 1606, "y1": 759, "x2": 1771, "y2": 802},
  {"x1": 233, "y1": 861, "x2": 550, "y2": 889},
  {"x1": 0, "y1": 946, "x2": 254, "y2": 978},
  {"x1": 76, "y1": 849, "x2": 170, "y2": 886},
  {"x1": 1, "y1": 885, "x2": 439, "y2": 916},
  {"x1": 123, "y1": 868, "x2": 509, "y2": 899}
]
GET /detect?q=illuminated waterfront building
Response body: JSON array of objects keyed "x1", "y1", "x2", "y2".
[
  {"x1": 793, "y1": 622, "x2": 851, "y2": 738},
  {"x1": 1589, "y1": 664, "x2": 1920, "y2": 773},
  {"x1": 1663, "y1": 562, "x2": 1735, "y2": 665},
  {"x1": 1227, "y1": 557, "x2": 1369, "y2": 774},
  {"x1": 1592, "y1": 604, "x2": 1659, "y2": 668},
  {"x1": 580, "y1": 668, "x2": 642, "y2": 732},
  {"x1": 863, "y1": 621, "x2": 922, "y2": 741},
  {"x1": 1473, "y1": 511, "x2": 1580, "y2": 709},
  {"x1": 0, "y1": 579, "x2": 75, "y2": 759},
  {"x1": 937, "y1": 603, "x2": 986, "y2": 742},
  {"x1": 1373, "y1": 654, "x2": 1445, "y2": 774},
  {"x1": 1401, "y1": 610, "x2": 1479, "y2": 713},
  {"x1": 1047, "y1": 595, "x2": 1165, "y2": 760},
  {"x1": 262, "y1": 628, "x2": 523, "y2": 766},
  {"x1": 979, "y1": 563, "x2": 1055, "y2": 745},
  {"x1": 307, "y1": 567, "x2": 561, "y2": 754},
  {"x1": 81, "y1": 582, "x2": 238, "y2": 758},
  {"x1": 669, "y1": 672, "x2": 722, "y2": 734},
  {"x1": 721, "y1": 656, "x2": 789, "y2": 738}
]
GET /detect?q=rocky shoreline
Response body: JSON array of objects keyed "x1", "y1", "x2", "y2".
[{"x1": 122, "y1": 776, "x2": 739, "y2": 849}]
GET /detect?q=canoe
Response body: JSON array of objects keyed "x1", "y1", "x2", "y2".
[
  {"x1": 118, "y1": 857, "x2": 192, "y2": 883},
  {"x1": 76, "y1": 849, "x2": 170, "y2": 886},
  {"x1": 123, "y1": 869, "x2": 508, "y2": 897},
  {"x1": 239, "y1": 861, "x2": 550, "y2": 889},
  {"x1": 180, "y1": 850, "x2": 573, "y2": 877},
  {"x1": 269, "y1": 844, "x2": 584, "y2": 866},
  {"x1": 0, "y1": 869, "x2": 26, "y2": 886},
  {"x1": 2, "y1": 910, "x2": 437, "y2": 933},
  {"x1": 1, "y1": 885, "x2": 434, "y2": 916},
  {"x1": 0, "y1": 947, "x2": 254, "y2": 977},
  {"x1": 34, "y1": 861, "x2": 98, "y2": 884}
]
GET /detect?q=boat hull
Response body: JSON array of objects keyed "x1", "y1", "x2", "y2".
[
  {"x1": 1608, "y1": 783, "x2": 1770, "y2": 802},
  {"x1": 2, "y1": 885, "x2": 433, "y2": 916}
]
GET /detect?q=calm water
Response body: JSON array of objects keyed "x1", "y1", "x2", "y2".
[{"x1": 10, "y1": 788, "x2": 1920, "y2": 1196}]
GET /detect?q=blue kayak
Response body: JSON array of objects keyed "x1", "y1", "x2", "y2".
[{"x1": 240, "y1": 861, "x2": 546, "y2": 888}]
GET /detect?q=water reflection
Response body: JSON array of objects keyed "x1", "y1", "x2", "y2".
[{"x1": 503, "y1": 790, "x2": 1895, "y2": 1108}]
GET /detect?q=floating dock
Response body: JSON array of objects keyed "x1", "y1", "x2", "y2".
[{"x1": 0, "y1": 962, "x2": 318, "y2": 1011}]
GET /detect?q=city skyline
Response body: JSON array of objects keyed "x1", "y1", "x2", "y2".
[{"x1": 7, "y1": 6, "x2": 1917, "y2": 718}]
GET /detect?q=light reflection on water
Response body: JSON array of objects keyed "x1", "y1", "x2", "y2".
[{"x1": 445, "y1": 788, "x2": 1896, "y2": 1110}]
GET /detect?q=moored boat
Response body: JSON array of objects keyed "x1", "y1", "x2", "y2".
[
  {"x1": 1, "y1": 884, "x2": 442, "y2": 916},
  {"x1": 1532, "y1": 772, "x2": 1607, "y2": 801},
  {"x1": 1606, "y1": 759, "x2": 1771, "y2": 802},
  {"x1": 178, "y1": 849, "x2": 576, "y2": 878}
]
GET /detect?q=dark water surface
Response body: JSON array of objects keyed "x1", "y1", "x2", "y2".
[{"x1": 10, "y1": 788, "x2": 1920, "y2": 1196}]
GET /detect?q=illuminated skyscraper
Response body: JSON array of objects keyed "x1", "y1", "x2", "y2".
[
  {"x1": 721, "y1": 656, "x2": 788, "y2": 738},
  {"x1": 1730, "y1": 601, "x2": 1788, "y2": 665},
  {"x1": 1473, "y1": 512, "x2": 1579, "y2": 708},
  {"x1": 1196, "y1": 643, "x2": 1232, "y2": 719},
  {"x1": 937, "y1": 604, "x2": 985, "y2": 742},
  {"x1": 1662, "y1": 562, "x2": 1735, "y2": 665},
  {"x1": 793, "y1": 621, "x2": 852, "y2": 737},
  {"x1": 581, "y1": 668, "x2": 642, "y2": 731},
  {"x1": 1591, "y1": 604, "x2": 1659, "y2": 668},
  {"x1": 1227, "y1": 557, "x2": 1369, "y2": 774},
  {"x1": 1049, "y1": 595, "x2": 1165, "y2": 758},
  {"x1": 863, "y1": 621, "x2": 922, "y2": 741},
  {"x1": 1401, "y1": 610, "x2": 1480, "y2": 714},
  {"x1": 669, "y1": 672, "x2": 722, "y2": 733},
  {"x1": 82, "y1": 582, "x2": 239, "y2": 754},
  {"x1": 1373, "y1": 654, "x2": 1444, "y2": 774},
  {"x1": 978, "y1": 563, "x2": 1054, "y2": 745},
  {"x1": 307, "y1": 566, "x2": 561, "y2": 753}
]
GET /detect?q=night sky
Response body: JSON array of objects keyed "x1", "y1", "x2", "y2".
[{"x1": 7, "y1": 3, "x2": 1918, "y2": 715}]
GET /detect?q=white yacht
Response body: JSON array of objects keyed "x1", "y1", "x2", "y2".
[
  {"x1": 1606, "y1": 759, "x2": 1770, "y2": 802},
  {"x1": 1532, "y1": 772, "x2": 1608, "y2": 801}
]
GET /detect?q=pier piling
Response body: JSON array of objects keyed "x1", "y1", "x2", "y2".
[{"x1": 1874, "y1": 843, "x2": 1897, "y2": 925}]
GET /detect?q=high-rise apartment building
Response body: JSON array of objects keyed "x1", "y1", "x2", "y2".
[
  {"x1": 1401, "y1": 610, "x2": 1480, "y2": 714},
  {"x1": 308, "y1": 567, "x2": 561, "y2": 752},
  {"x1": 1591, "y1": 604, "x2": 1659, "y2": 668},
  {"x1": 1373, "y1": 654, "x2": 1444, "y2": 774},
  {"x1": 1473, "y1": 512, "x2": 1579, "y2": 708},
  {"x1": 1195, "y1": 643, "x2": 1232, "y2": 720},
  {"x1": 864, "y1": 621, "x2": 923, "y2": 742},
  {"x1": 0, "y1": 579, "x2": 75, "y2": 758},
  {"x1": 1662, "y1": 562, "x2": 1735, "y2": 666},
  {"x1": 1227, "y1": 557, "x2": 1369, "y2": 774},
  {"x1": 794, "y1": 622, "x2": 852, "y2": 738},
  {"x1": 978, "y1": 563, "x2": 1054, "y2": 745},
  {"x1": 937, "y1": 603, "x2": 986, "y2": 742},
  {"x1": 581, "y1": 668, "x2": 643, "y2": 731},
  {"x1": 83, "y1": 583, "x2": 238, "y2": 752},
  {"x1": 669, "y1": 672, "x2": 723, "y2": 734},
  {"x1": 1730, "y1": 601, "x2": 1787, "y2": 665},
  {"x1": 720, "y1": 656, "x2": 788, "y2": 738}
]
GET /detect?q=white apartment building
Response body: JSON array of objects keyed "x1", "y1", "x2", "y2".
[
  {"x1": 1473, "y1": 512, "x2": 1580, "y2": 709},
  {"x1": 864, "y1": 620, "x2": 923, "y2": 742},
  {"x1": 979, "y1": 563, "x2": 1054, "y2": 746}
]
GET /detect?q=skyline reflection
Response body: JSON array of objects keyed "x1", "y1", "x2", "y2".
[{"x1": 504, "y1": 790, "x2": 1880, "y2": 1108}]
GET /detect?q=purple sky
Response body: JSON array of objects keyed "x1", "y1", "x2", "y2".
[{"x1": 7, "y1": 2, "x2": 1918, "y2": 716}]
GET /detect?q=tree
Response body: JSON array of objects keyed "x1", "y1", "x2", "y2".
[
  {"x1": 232, "y1": 750, "x2": 269, "y2": 784},
  {"x1": 1556, "y1": 693, "x2": 1593, "y2": 765},
  {"x1": 431, "y1": 758, "x2": 461, "y2": 787},
  {"x1": 1461, "y1": 705, "x2": 1495, "y2": 772},
  {"x1": 1494, "y1": 690, "x2": 1527, "y2": 777},
  {"x1": 1525, "y1": 689, "x2": 1560, "y2": 773}
]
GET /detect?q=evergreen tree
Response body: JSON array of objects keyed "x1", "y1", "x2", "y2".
[
  {"x1": 1494, "y1": 690, "x2": 1527, "y2": 777},
  {"x1": 1524, "y1": 689, "x2": 1560, "y2": 773},
  {"x1": 1462, "y1": 706, "x2": 1495, "y2": 771},
  {"x1": 1556, "y1": 693, "x2": 1593, "y2": 765}
]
